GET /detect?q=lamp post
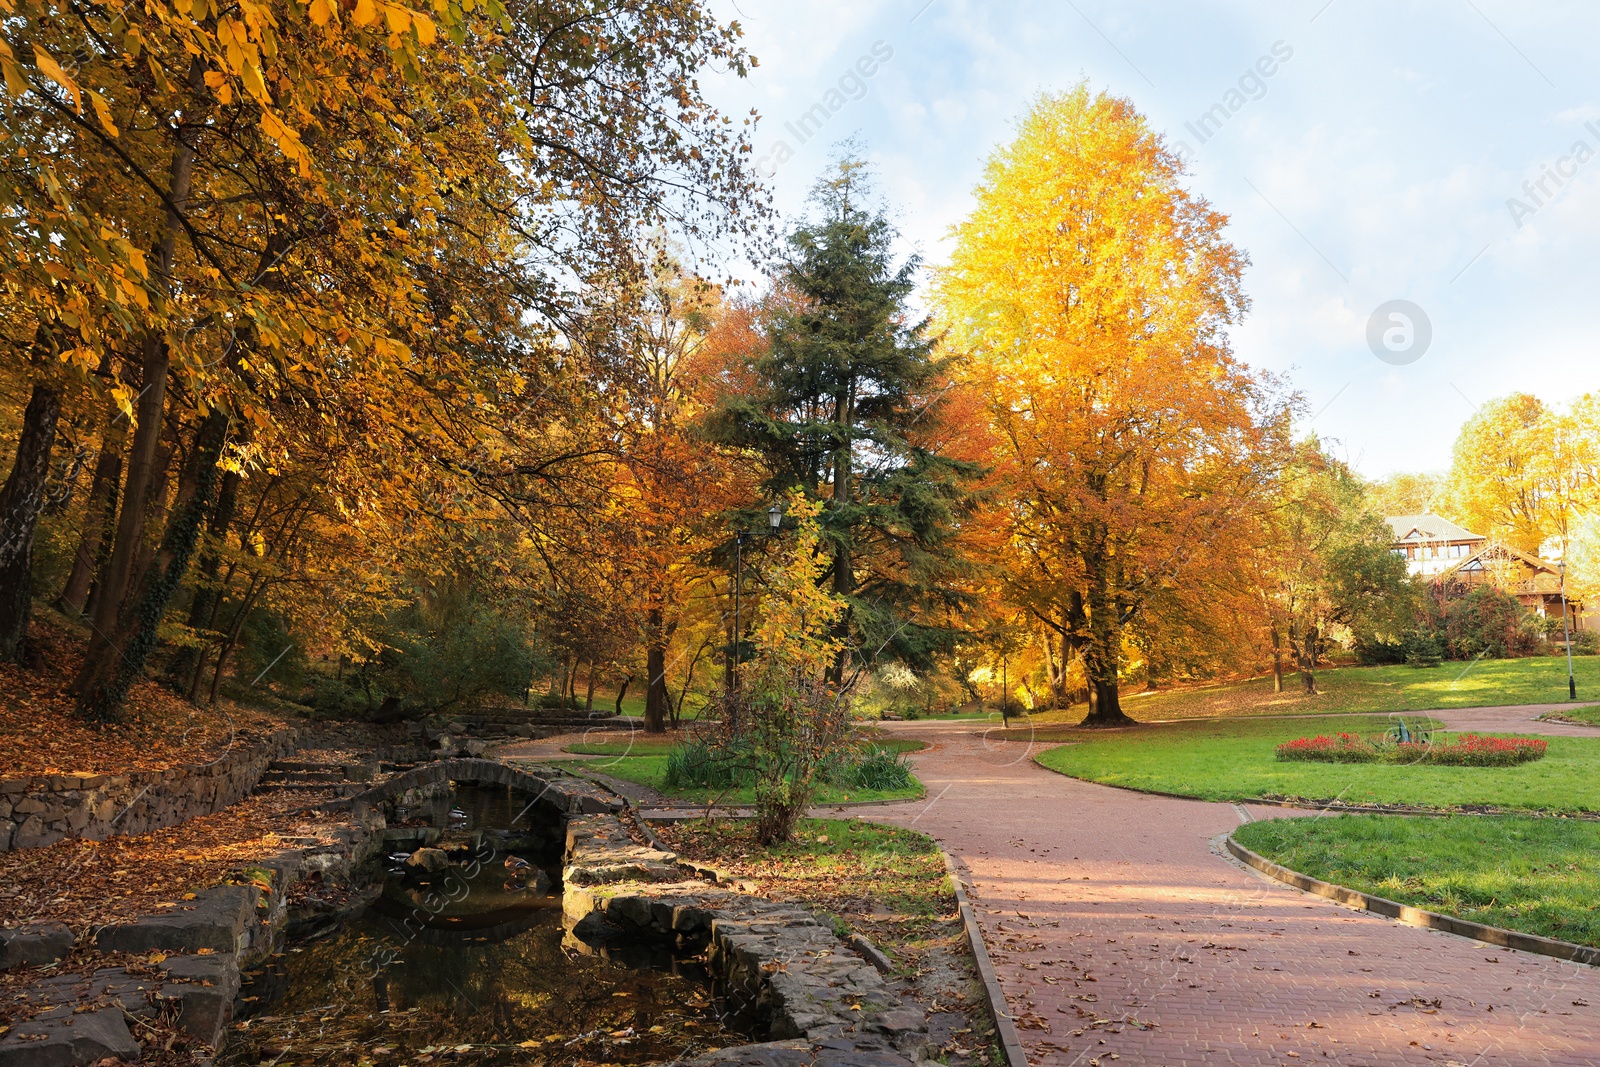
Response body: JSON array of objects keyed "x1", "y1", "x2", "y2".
[
  {"x1": 1560, "y1": 559, "x2": 1577, "y2": 701},
  {"x1": 732, "y1": 502, "x2": 784, "y2": 687},
  {"x1": 1000, "y1": 655, "x2": 1009, "y2": 725}
]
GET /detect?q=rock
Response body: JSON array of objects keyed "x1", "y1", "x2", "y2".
[
  {"x1": 531, "y1": 868, "x2": 552, "y2": 894},
  {"x1": 11, "y1": 814, "x2": 45, "y2": 848},
  {"x1": 510, "y1": 724, "x2": 535, "y2": 738},
  {"x1": 0, "y1": 924, "x2": 74, "y2": 971},
  {"x1": 159, "y1": 952, "x2": 242, "y2": 1048},
  {"x1": 447, "y1": 721, "x2": 467, "y2": 734},
  {"x1": 406, "y1": 847, "x2": 450, "y2": 873},
  {"x1": 686, "y1": 1040, "x2": 918, "y2": 1066},
  {"x1": 0, "y1": 967, "x2": 161, "y2": 1066},
  {"x1": 96, "y1": 884, "x2": 259, "y2": 956},
  {"x1": 462, "y1": 739, "x2": 488, "y2": 757},
  {"x1": 11, "y1": 797, "x2": 46, "y2": 816},
  {"x1": 0, "y1": 1006, "x2": 141, "y2": 1067},
  {"x1": 846, "y1": 932, "x2": 895, "y2": 975}
]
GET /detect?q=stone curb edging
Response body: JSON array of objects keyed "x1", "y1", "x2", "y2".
[
  {"x1": 1224, "y1": 834, "x2": 1600, "y2": 967},
  {"x1": 940, "y1": 850, "x2": 1030, "y2": 1067}
]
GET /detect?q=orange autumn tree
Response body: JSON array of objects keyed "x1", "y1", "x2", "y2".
[
  {"x1": 0, "y1": 0, "x2": 765, "y2": 720},
  {"x1": 576, "y1": 257, "x2": 753, "y2": 732},
  {"x1": 937, "y1": 85, "x2": 1290, "y2": 726}
]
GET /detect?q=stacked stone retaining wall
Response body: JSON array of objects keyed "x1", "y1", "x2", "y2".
[{"x1": 0, "y1": 727, "x2": 296, "y2": 852}]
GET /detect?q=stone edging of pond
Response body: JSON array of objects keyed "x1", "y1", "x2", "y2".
[
  {"x1": 629, "y1": 807, "x2": 1028, "y2": 1067},
  {"x1": 0, "y1": 812, "x2": 386, "y2": 1064},
  {"x1": 0, "y1": 754, "x2": 637, "y2": 1065},
  {"x1": 563, "y1": 811, "x2": 934, "y2": 1065},
  {"x1": 1223, "y1": 833, "x2": 1600, "y2": 967}
]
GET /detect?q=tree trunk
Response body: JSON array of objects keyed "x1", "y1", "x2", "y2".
[
  {"x1": 1271, "y1": 623, "x2": 1284, "y2": 694},
  {"x1": 74, "y1": 410, "x2": 229, "y2": 721},
  {"x1": 614, "y1": 673, "x2": 632, "y2": 716},
  {"x1": 1043, "y1": 625, "x2": 1068, "y2": 708},
  {"x1": 583, "y1": 664, "x2": 595, "y2": 711},
  {"x1": 73, "y1": 61, "x2": 206, "y2": 719},
  {"x1": 1076, "y1": 550, "x2": 1135, "y2": 728},
  {"x1": 644, "y1": 607, "x2": 668, "y2": 733},
  {"x1": 57, "y1": 411, "x2": 126, "y2": 615},
  {"x1": 0, "y1": 382, "x2": 63, "y2": 662},
  {"x1": 171, "y1": 456, "x2": 242, "y2": 695},
  {"x1": 1295, "y1": 621, "x2": 1319, "y2": 695}
]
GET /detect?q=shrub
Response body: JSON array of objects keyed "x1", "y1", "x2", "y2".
[
  {"x1": 1405, "y1": 734, "x2": 1547, "y2": 766},
  {"x1": 1276, "y1": 732, "x2": 1547, "y2": 767},
  {"x1": 1573, "y1": 630, "x2": 1600, "y2": 655},
  {"x1": 1417, "y1": 584, "x2": 1542, "y2": 660},
  {"x1": 1275, "y1": 733, "x2": 1382, "y2": 763},
  {"x1": 831, "y1": 746, "x2": 916, "y2": 791},
  {"x1": 663, "y1": 739, "x2": 750, "y2": 790},
  {"x1": 1402, "y1": 630, "x2": 1443, "y2": 668}
]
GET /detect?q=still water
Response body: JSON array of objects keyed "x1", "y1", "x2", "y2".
[{"x1": 222, "y1": 786, "x2": 754, "y2": 1066}]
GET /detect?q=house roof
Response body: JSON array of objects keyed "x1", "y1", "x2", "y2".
[
  {"x1": 1385, "y1": 512, "x2": 1485, "y2": 543},
  {"x1": 1440, "y1": 542, "x2": 1566, "y2": 595}
]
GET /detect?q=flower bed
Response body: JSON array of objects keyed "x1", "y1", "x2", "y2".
[{"x1": 1276, "y1": 732, "x2": 1547, "y2": 767}]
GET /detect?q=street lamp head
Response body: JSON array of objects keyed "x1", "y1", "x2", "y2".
[{"x1": 768, "y1": 501, "x2": 783, "y2": 530}]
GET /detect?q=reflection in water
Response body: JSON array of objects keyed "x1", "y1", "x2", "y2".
[{"x1": 225, "y1": 785, "x2": 753, "y2": 1066}]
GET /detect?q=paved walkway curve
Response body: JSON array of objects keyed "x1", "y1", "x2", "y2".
[
  {"x1": 1429, "y1": 702, "x2": 1600, "y2": 737},
  {"x1": 850, "y1": 718, "x2": 1600, "y2": 1067}
]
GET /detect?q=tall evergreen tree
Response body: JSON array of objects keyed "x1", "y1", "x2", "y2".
[{"x1": 712, "y1": 156, "x2": 977, "y2": 681}]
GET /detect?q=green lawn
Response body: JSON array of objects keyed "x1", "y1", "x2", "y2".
[
  {"x1": 1010, "y1": 656, "x2": 1600, "y2": 725},
  {"x1": 564, "y1": 735, "x2": 927, "y2": 757},
  {"x1": 552, "y1": 755, "x2": 925, "y2": 806},
  {"x1": 1544, "y1": 705, "x2": 1600, "y2": 726},
  {"x1": 1032, "y1": 714, "x2": 1600, "y2": 812},
  {"x1": 1235, "y1": 814, "x2": 1600, "y2": 948}
]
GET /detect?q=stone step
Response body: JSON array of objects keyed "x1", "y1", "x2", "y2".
[
  {"x1": 260, "y1": 768, "x2": 346, "y2": 783},
  {"x1": 255, "y1": 780, "x2": 365, "y2": 796}
]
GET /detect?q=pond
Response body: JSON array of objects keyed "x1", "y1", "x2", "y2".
[{"x1": 222, "y1": 785, "x2": 756, "y2": 1066}]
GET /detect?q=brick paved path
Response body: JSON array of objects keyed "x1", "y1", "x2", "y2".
[
  {"x1": 1430, "y1": 703, "x2": 1600, "y2": 737},
  {"x1": 854, "y1": 720, "x2": 1600, "y2": 1066}
]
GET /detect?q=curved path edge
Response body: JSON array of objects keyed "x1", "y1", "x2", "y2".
[
  {"x1": 1224, "y1": 833, "x2": 1600, "y2": 967},
  {"x1": 941, "y1": 848, "x2": 1030, "y2": 1067}
]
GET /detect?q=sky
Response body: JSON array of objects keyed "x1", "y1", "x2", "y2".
[{"x1": 696, "y1": 0, "x2": 1600, "y2": 480}]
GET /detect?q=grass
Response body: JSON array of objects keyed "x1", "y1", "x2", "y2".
[
  {"x1": 1007, "y1": 656, "x2": 1600, "y2": 726},
  {"x1": 1544, "y1": 704, "x2": 1600, "y2": 726},
  {"x1": 552, "y1": 754, "x2": 925, "y2": 805},
  {"x1": 1031, "y1": 713, "x2": 1600, "y2": 813},
  {"x1": 563, "y1": 734, "x2": 928, "y2": 757},
  {"x1": 1235, "y1": 814, "x2": 1600, "y2": 949}
]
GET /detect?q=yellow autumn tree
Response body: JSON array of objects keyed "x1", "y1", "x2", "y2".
[{"x1": 936, "y1": 84, "x2": 1291, "y2": 726}]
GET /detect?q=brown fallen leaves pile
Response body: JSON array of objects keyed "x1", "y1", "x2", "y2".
[
  {"x1": 0, "y1": 618, "x2": 286, "y2": 778},
  {"x1": 0, "y1": 790, "x2": 341, "y2": 929}
]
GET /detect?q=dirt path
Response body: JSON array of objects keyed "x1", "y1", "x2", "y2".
[{"x1": 849, "y1": 720, "x2": 1600, "y2": 1066}]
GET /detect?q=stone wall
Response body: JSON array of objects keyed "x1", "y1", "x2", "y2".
[
  {"x1": 561, "y1": 813, "x2": 932, "y2": 1064},
  {"x1": 0, "y1": 727, "x2": 296, "y2": 852}
]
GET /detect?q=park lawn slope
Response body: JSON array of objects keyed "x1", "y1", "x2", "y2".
[
  {"x1": 1235, "y1": 814, "x2": 1600, "y2": 949},
  {"x1": 1010, "y1": 656, "x2": 1600, "y2": 726},
  {"x1": 1032, "y1": 714, "x2": 1600, "y2": 813}
]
